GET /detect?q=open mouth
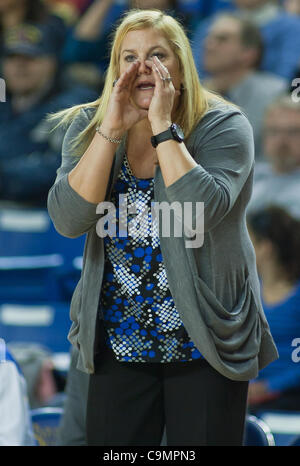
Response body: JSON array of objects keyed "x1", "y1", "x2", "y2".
[{"x1": 137, "y1": 82, "x2": 155, "y2": 90}]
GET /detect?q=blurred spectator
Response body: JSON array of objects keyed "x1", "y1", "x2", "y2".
[
  {"x1": 8, "y1": 342, "x2": 67, "y2": 409},
  {"x1": 285, "y1": 0, "x2": 300, "y2": 80},
  {"x1": 284, "y1": 0, "x2": 300, "y2": 14},
  {"x1": 0, "y1": 0, "x2": 67, "y2": 56},
  {"x1": 192, "y1": 0, "x2": 300, "y2": 80},
  {"x1": 197, "y1": 0, "x2": 236, "y2": 18},
  {"x1": 62, "y1": 0, "x2": 124, "y2": 75},
  {"x1": 202, "y1": 14, "x2": 287, "y2": 159},
  {"x1": 46, "y1": 0, "x2": 80, "y2": 26},
  {"x1": 61, "y1": 0, "x2": 195, "y2": 78},
  {"x1": 247, "y1": 94, "x2": 300, "y2": 218},
  {"x1": 0, "y1": 339, "x2": 36, "y2": 445},
  {"x1": 49, "y1": 0, "x2": 93, "y2": 14},
  {"x1": 0, "y1": 23, "x2": 98, "y2": 206},
  {"x1": 235, "y1": 0, "x2": 300, "y2": 79},
  {"x1": 247, "y1": 206, "x2": 300, "y2": 412}
]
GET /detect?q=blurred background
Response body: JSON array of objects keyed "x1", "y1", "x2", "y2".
[{"x1": 0, "y1": 0, "x2": 300, "y2": 447}]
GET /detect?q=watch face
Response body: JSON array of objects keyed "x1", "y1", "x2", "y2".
[{"x1": 171, "y1": 123, "x2": 184, "y2": 142}]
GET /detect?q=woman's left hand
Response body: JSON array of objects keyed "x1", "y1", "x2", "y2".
[{"x1": 147, "y1": 56, "x2": 180, "y2": 132}]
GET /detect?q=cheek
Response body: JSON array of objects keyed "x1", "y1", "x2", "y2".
[
  {"x1": 119, "y1": 60, "x2": 136, "y2": 75},
  {"x1": 166, "y1": 63, "x2": 181, "y2": 86},
  {"x1": 27, "y1": 66, "x2": 44, "y2": 82},
  {"x1": 119, "y1": 63, "x2": 127, "y2": 75},
  {"x1": 32, "y1": 62, "x2": 55, "y2": 81}
]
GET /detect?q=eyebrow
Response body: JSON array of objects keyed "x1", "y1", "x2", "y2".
[{"x1": 121, "y1": 45, "x2": 167, "y2": 54}]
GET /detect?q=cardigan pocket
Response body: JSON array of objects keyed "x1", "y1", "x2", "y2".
[
  {"x1": 193, "y1": 274, "x2": 261, "y2": 360},
  {"x1": 67, "y1": 277, "x2": 83, "y2": 350}
]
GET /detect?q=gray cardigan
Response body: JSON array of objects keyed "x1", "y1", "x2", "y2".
[{"x1": 47, "y1": 99, "x2": 278, "y2": 380}]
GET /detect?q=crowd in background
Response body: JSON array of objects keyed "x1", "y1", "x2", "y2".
[
  {"x1": 1, "y1": 0, "x2": 300, "y2": 206},
  {"x1": 0, "y1": 0, "x2": 300, "y2": 445}
]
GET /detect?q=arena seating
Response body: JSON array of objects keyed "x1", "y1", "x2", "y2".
[
  {"x1": 256, "y1": 410, "x2": 300, "y2": 446},
  {"x1": 0, "y1": 207, "x2": 85, "y2": 303}
]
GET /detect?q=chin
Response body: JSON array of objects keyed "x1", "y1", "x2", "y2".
[
  {"x1": 140, "y1": 105, "x2": 150, "y2": 112},
  {"x1": 133, "y1": 93, "x2": 153, "y2": 108}
]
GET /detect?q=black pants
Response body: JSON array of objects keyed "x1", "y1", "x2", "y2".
[{"x1": 86, "y1": 326, "x2": 249, "y2": 446}]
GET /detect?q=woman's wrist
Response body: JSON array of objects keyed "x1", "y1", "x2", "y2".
[
  {"x1": 151, "y1": 119, "x2": 172, "y2": 135},
  {"x1": 96, "y1": 125, "x2": 124, "y2": 144}
]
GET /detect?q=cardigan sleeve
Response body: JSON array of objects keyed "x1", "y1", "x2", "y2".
[
  {"x1": 47, "y1": 108, "x2": 100, "y2": 238},
  {"x1": 164, "y1": 106, "x2": 255, "y2": 232}
]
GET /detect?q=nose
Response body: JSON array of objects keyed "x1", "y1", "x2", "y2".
[{"x1": 137, "y1": 58, "x2": 152, "y2": 76}]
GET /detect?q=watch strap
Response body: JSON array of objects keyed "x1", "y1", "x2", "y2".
[{"x1": 151, "y1": 128, "x2": 173, "y2": 148}]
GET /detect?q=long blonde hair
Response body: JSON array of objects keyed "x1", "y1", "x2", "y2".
[{"x1": 49, "y1": 9, "x2": 226, "y2": 155}]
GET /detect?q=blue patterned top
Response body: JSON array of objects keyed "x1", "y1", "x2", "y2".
[{"x1": 98, "y1": 153, "x2": 202, "y2": 363}]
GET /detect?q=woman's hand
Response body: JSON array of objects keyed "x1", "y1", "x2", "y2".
[
  {"x1": 147, "y1": 56, "x2": 181, "y2": 133},
  {"x1": 100, "y1": 61, "x2": 148, "y2": 139}
]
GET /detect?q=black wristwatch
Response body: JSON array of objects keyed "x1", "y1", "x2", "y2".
[{"x1": 151, "y1": 123, "x2": 184, "y2": 148}]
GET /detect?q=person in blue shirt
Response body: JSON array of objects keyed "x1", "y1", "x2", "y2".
[
  {"x1": 191, "y1": 0, "x2": 300, "y2": 80},
  {"x1": 0, "y1": 22, "x2": 98, "y2": 206},
  {"x1": 197, "y1": 0, "x2": 236, "y2": 18},
  {"x1": 247, "y1": 206, "x2": 300, "y2": 412}
]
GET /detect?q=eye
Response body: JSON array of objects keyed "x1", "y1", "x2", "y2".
[
  {"x1": 151, "y1": 52, "x2": 166, "y2": 60},
  {"x1": 124, "y1": 55, "x2": 137, "y2": 62}
]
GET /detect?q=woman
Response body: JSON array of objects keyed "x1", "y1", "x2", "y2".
[
  {"x1": 48, "y1": 9, "x2": 278, "y2": 446},
  {"x1": 247, "y1": 206, "x2": 300, "y2": 413}
]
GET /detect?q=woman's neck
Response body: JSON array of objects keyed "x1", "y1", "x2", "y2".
[
  {"x1": 129, "y1": 117, "x2": 153, "y2": 137},
  {"x1": 127, "y1": 118, "x2": 154, "y2": 155},
  {"x1": 125, "y1": 117, "x2": 159, "y2": 177}
]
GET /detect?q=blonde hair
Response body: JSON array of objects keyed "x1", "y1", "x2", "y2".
[{"x1": 49, "y1": 9, "x2": 227, "y2": 155}]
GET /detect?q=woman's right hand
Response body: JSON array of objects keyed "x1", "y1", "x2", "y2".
[{"x1": 100, "y1": 61, "x2": 148, "y2": 139}]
